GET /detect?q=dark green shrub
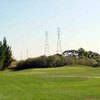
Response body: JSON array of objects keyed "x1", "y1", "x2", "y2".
[
  {"x1": 76, "y1": 57, "x2": 95, "y2": 66},
  {"x1": 15, "y1": 54, "x2": 67, "y2": 70}
]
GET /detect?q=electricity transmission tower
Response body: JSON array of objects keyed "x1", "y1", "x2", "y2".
[
  {"x1": 45, "y1": 31, "x2": 49, "y2": 56},
  {"x1": 56, "y1": 27, "x2": 62, "y2": 54},
  {"x1": 20, "y1": 50, "x2": 22, "y2": 60},
  {"x1": 26, "y1": 48, "x2": 28, "y2": 59}
]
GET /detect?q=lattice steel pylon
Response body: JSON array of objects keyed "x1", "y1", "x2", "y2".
[
  {"x1": 45, "y1": 31, "x2": 49, "y2": 56},
  {"x1": 26, "y1": 48, "x2": 28, "y2": 59},
  {"x1": 20, "y1": 50, "x2": 22, "y2": 60},
  {"x1": 56, "y1": 27, "x2": 62, "y2": 54}
]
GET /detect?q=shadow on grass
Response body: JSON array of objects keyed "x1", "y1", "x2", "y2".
[
  {"x1": 9, "y1": 65, "x2": 64, "y2": 71},
  {"x1": 8, "y1": 67, "x2": 35, "y2": 71},
  {"x1": 9, "y1": 66, "x2": 54, "y2": 71}
]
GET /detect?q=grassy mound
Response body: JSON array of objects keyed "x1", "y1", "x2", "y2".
[{"x1": 0, "y1": 65, "x2": 100, "y2": 100}]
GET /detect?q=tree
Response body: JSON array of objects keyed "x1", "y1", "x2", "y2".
[
  {"x1": 1, "y1": 37, "x2": 13, "y2": 70},
  {"x1": 62, "y1": 50, "x2": 79, "y2": 57},
  {"x1": 87, "y1": 51, "x2": 100, "y2": 59},
  {"x1": 0, "y1": 41, "x2": 3, "y2": 70},
  {"x1": 78, "y1": 48, "x2": 86, "y2": 58}
]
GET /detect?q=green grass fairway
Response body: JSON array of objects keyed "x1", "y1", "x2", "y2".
[{"x1": 0, "y1": 65, "x2": 100, "y2": 100}]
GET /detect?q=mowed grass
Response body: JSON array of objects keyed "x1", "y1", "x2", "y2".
[{"x1": 0, "y1": 65, "x2": 100, "y2": 100}]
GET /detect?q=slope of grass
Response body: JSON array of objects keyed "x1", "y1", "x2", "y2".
[{"x1": 0, "y1": 65, "x2": 100, "y2": 100}]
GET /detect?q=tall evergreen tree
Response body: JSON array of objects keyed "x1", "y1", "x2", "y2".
[
  {"x1": 0, "y1": 41, "x2": 3, "y2": 70},
  {"x1": 1, "y1": 37, "x2": 13, "y2": 70}
]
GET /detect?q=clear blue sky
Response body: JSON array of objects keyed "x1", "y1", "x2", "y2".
[{"x1": 0, "y1": 0, "x2": 100, "y2": 60}]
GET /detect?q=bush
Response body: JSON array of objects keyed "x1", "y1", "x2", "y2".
[
  {"x1": 47, "y1": 54, "x2": 67, "y2": 67},
  {"x1": 65, "y1": 56, "x2": 77, "y2": 65},
  {"x1": 15, "y1": 54, "x2": 67, "y2": 70},
  {"x1": 92, "y1": 60, "x2": 100, "y2": 67},
  {"x1": 76, "y1": 57, "x2": 96, "y2": 66},
  {"x1": 92, "y1": 62, "x2": 99, "y2": 67},
  {"x1": 15, "y1": 54, "x2": 100, "y2": 70}
]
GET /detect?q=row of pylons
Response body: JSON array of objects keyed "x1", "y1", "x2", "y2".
[
  {"x1": 45, "y1": 27, "x2": 62, "y2": 56},
  {"x1": 20, "y1": 27, "x2": 62, "y2": 60}
]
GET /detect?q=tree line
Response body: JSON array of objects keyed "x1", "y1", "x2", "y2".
[
  {"x1": 0, "y1": 37, "x2": 100, "y2": 71},
  {"x1": 14, "y1": 54, "x2": 66, "y2": 70},
  {"x1": 62, "y1": 48, "x2": 100, "y2": 67},
  {"x1": 62, "y1": 48, "x2": 100, "y2": 59},
  {"x1": 14, "y1": 48, "x2": 100, "y2": 70}
]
